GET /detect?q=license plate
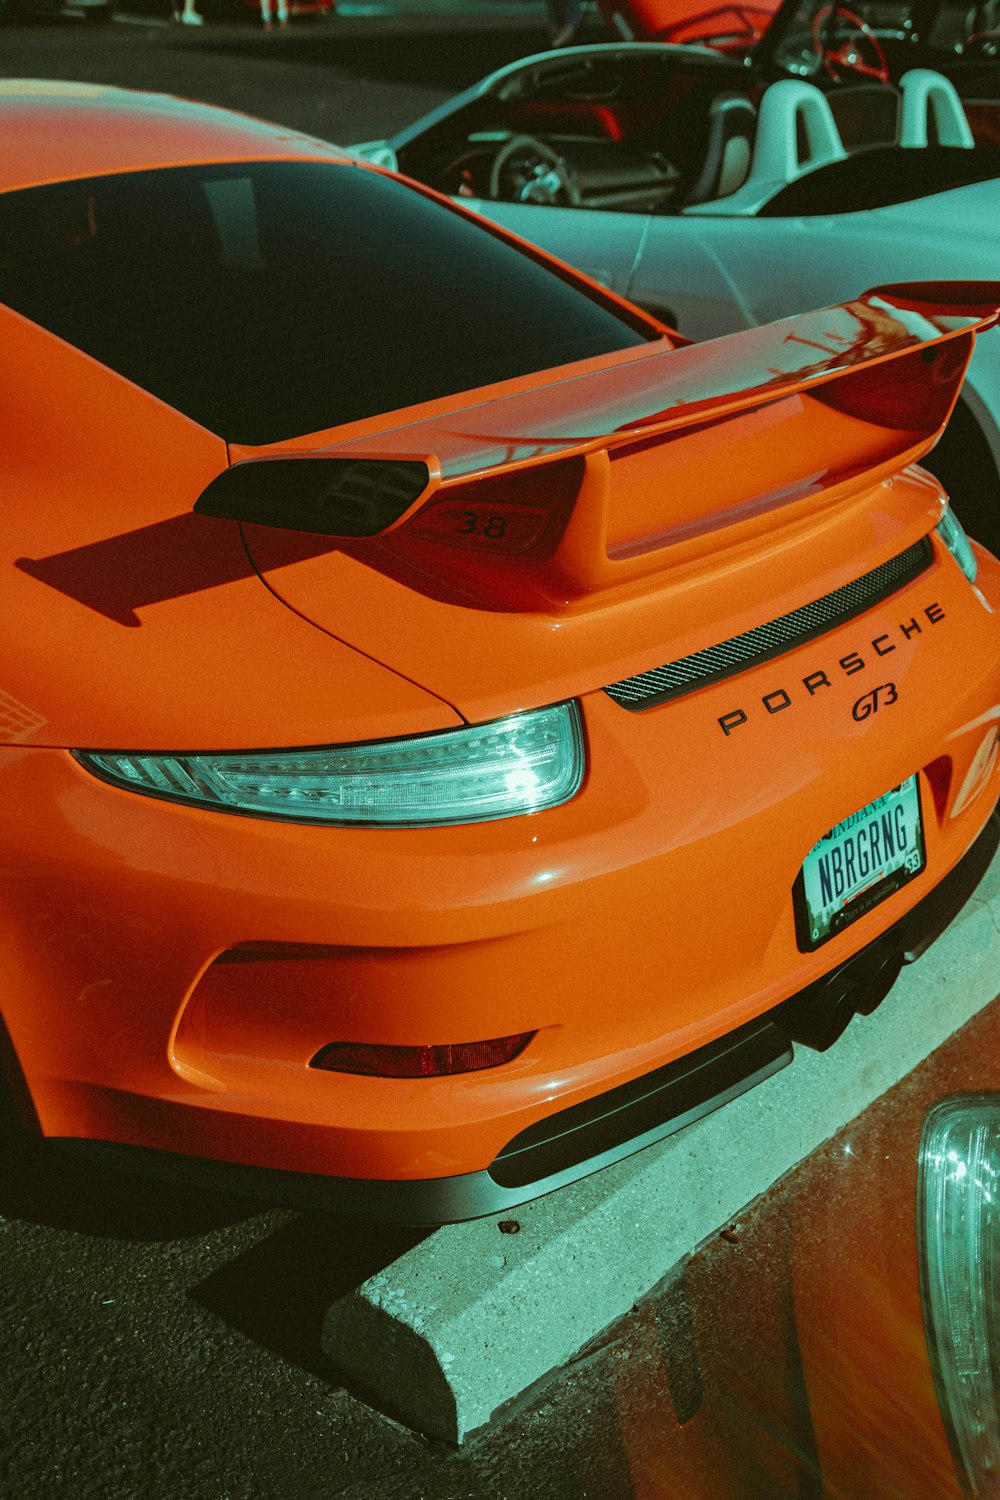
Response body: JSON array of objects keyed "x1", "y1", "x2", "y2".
[{"x1": 794, "y1": 777, "x2": 926, "y2": 951}]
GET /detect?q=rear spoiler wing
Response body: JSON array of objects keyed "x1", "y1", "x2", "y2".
[{"x1": 198, "y1": 282, "x2": 1000, "y2": 602}]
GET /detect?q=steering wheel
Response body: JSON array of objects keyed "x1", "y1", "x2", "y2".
[
  {"x1": 488, "y1": 135, "x2": 582, "y2": 207},
  {"x1": 810, "y1": 6, "x2": 890, "y2": 82},
  {"x1": 964, "y1": 28, "x2": 1000, "y2": 54}
]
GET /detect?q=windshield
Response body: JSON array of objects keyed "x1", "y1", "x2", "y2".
[{"x1": 0, "y1": 161, "x2": 651, "y2": 446}]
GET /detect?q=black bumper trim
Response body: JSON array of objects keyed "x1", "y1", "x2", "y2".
[
  {"x1": 605, "y1": 536, "x2": 933, "y2": 710},
  {"x1": 489, "y1": 1015, "x2": 791, "y2": 1189}
]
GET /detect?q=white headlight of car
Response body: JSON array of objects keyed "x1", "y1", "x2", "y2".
[
  {"x1": 75, "y1": 701, "x2": 585, "y2": 827},
  {"x1": 919, "y1": 1097, "x2": 1000, "y2": 1497},
  {"x1": 936, "y1": 508, "x2": 979, "y2": 584}
]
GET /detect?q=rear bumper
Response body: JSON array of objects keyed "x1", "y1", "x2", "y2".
[
  {"x1": 53, "y1": 803, "x2": 999, "y2": 1224},
  {"x1": 2, "y1": 534, "x2": 999, "y2": 1211}
]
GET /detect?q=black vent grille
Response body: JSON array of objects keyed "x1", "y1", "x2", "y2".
[{"x1": 605, "y1": 535, "x2": 934, "y2": 711}]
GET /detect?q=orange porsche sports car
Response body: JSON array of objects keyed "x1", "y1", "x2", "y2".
[{"x1": 2, "y1": 80, "x2": 999, "y2": 1224}]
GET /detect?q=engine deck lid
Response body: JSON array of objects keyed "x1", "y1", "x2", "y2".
[{"x1": 218, "y1": 282, "x2": 1000, "y2": 722}]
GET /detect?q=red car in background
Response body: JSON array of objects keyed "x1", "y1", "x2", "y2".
[
  {"x1": 597, "y1": 0, "x2": 777, "y2": 51},
  {"x1": 597, "y1": 0, "x2": 1000, "y2": 81},
  {"x1": 237, "y1": 0, "x2": 332, "y2": 21},
  {"x1": 231, "y1": 0, "x2": 332, "y2": 23}
]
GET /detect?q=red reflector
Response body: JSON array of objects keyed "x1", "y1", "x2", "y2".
[
  {"x1": 405, "y1": 500, "x2": 553, "y2": 555},
  {"x1": 310, "y1": 1033, "x2": 535, "y2": 1078}
]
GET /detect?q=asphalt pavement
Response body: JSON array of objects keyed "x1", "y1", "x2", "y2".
[{"x1": 0, "y1": 3, "x2": 597, "y2": 144}]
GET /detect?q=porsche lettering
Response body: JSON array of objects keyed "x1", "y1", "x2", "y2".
[
  {"x1": 852, "y1": 684, "x2": 899, "y2": 721},
  {"x1": 718, "y1": 602, "x2": 946, "y2": 735}
]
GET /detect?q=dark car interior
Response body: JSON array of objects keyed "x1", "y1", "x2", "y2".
[
  {"x1": 396, "y1": 51, "x2": 752, "y2": 213},
  {"x1": 760, "y1": 138, "x2": 1000, "y2": 209},
  {"x1": 398, "y1": 55, "x2": 993, "y2": 216},
  {"x1": 0, "y1": 161, "x2": 654, "y2": 446},
  {"x1": 389, "y1": 0, "x2": 1000, "y2": 219}
]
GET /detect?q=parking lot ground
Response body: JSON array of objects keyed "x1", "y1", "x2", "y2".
[
  {"x1": 0, "y1": 4, "x2": 613, "y2": 144},
  {"x1": 0, "y1": 978, "x2": 997, "y2": 1496}
]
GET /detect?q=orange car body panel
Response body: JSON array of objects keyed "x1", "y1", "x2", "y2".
[
  {"x1": 2, "y1": 83, "x2": 999, "y2": 1218},
  {"x1": 0, "y1": 82, "x2": 352, "y2": 194},
  {"x1": 4, "y1": 543, "x2": 997, "y2": 1183},
  {"x1": 605, "y1": 1005, "x2": 1000, "y2": 1497},
  {"x1": 0, "y1": 307, "x2": 461, "y2": 749}
]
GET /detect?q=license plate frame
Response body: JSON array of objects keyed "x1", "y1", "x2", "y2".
[{"x1": 794, "y1": 776, "x2": 926, "y2": 952}]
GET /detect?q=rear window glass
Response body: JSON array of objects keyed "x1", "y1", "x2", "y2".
[{"x1": 0, "y1": 160, "x2": 650, "y2": 445}]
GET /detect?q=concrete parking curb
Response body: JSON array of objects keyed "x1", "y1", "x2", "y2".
[{"x1": 322, "y1": 845, "x2": 1000, "y2": 1443}]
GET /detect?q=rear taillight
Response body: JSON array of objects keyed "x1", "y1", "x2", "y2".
[
  {"x1": 310, "y1": 1033, "x2": 535, "y2": 1078},
  {"x1": 936, "y1": 507, "x2": 979, "y2": 584},
  {"x1": 76, "y1": 702, "x2": 584, "y2": 827}
]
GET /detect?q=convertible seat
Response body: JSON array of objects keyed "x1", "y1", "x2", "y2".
[
  {"x1": 826, "y1": 83, "x2": 900, "y2": 149},
  {"x1": 686, "y1": 79, "x2": 846, "y2": 215},
  {"x1": 898, "y1": 69, "x2": 975, "y2": 147},
  {"x1": 683, "y1": 91, "x2": 756, "y2": 205},
  {"x1": 939, "y1": 64, "x2": 1000, "y2": 144},
  {"x1": 822, "y1": 72, "x2": 972, "y2": 152}
]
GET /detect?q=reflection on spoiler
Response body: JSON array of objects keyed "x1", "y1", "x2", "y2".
[
  {"x1": 224, "y1": 281, "x2": 1000, "y2": 481},
  {"x1": 206, "y1": 282, "x2": 1000, "y2": 603}
]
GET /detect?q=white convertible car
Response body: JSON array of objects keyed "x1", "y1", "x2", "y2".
[{"x1": 355, "y1": 42, "x2": 1000, "y2": 552}]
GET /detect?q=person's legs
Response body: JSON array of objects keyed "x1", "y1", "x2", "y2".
[{"x1": 260, "y1": 0, "x2": 288, "y2": 29}]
